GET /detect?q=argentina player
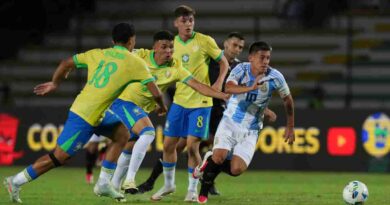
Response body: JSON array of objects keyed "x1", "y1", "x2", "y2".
[{"x1": 195, "y1": 41, "x2": 295, "y2": 204}]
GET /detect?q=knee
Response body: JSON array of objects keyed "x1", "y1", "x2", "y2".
[
  {"x1": 230, "y1": 167, "x2": 244, "y2": 176},
  {"x1": 113, "y1": 126, "x2": 130, "y2": 145},
  {"x1": 163, "y1": 142, "x2": 176, "y2": 154},
  {"x1": 211, "y1": 155, "x2": 225, "y2": 165}
]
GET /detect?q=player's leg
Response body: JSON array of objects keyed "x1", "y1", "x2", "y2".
[
  {"x1": 197, "y1": 148, "x2": 229, "y2": 204},
  {"x1": 4, "y1": 111, "x2": 95, "y2": 203},
  {"x1": 197, "y1": 117, "x2": 235, "y2": 203},
  {"x1": 151, "y1": 103, "x2": 185, "y2": 201},
  {"x1": 111, "y1": 139, "x2": 135, "y2": 191},
  {"x1": 93, "y1": 111, "x2": 128, "y2": 201},
  {"x1": 138, "y1": 135, "x2": 187, "y2": 193},
  {"x1": 84, "y1": 135, "x2": 100, "y2": 184},
  {"x1": 229, "y1": 130, "x2": 258, "y2": 176},
  {"x1": 122, "y1": 116, "x2": 155, "y2": 194},
  {"x1": 185, "y1": 107, "x2": 211, "y2": 202},
  {"x1": 204, "y1": 105, "x2": 224, "y2": 195}
]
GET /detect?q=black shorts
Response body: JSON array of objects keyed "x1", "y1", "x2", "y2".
[{"x1": 209, "y1": 105, "x2": 224, "y2": 135}]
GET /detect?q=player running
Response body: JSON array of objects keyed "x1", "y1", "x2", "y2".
[
  {"x1": 3, "y1": 23, "x2": 163, "y2": 203},
  {"x1": 195, "y1": 41, "x2": 295, "y2": 204}
]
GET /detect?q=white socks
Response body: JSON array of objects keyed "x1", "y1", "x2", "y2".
[
  {"x1": 125, "y1": 134, "x2": 154, "y2": 182},
  {"x1": 111, "y1": 151, "x2": 131, "y2": 190}
]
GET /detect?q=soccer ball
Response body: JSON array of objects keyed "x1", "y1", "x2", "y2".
[{"x1": 342, "y1": 181, "x2": 369, "y2": 205}]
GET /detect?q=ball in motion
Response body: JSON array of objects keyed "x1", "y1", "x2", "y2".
[{"x1": 342, "y1": 180, "x2": 369, "y2": 205}]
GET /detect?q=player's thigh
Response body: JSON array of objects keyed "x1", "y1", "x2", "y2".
[
  {"x1": 232, "y1": 130, "x2": 258, "y2": 168},
  {"x1": 212, "y1": 117, "x2": 235, "y2": 151},
  {"x1": 57, "y1": 111, "x2": 95, "y2": 156},
  {"x1": 95, "y1": 109, "x2": 127, "y2": 142},
  {"x1": 187, "y1": 107, "x2": 212, "y2": 140},
  {"x1": 109, "y1": 99, "x2": 148, "y2": 133},
  {"x1": 163, "y1": 103, "x2": 187, "y2": 138}
]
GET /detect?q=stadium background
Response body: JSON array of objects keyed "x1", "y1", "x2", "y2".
[{"x1": 1, "y1": 0, "x2": 390, "y2": 172}]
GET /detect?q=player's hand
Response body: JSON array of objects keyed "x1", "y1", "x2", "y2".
[
  {"x1": 250, "y1": 75, "x2": 263, "y2": 91},
  {"x1": 220, "y1": 93, "x2": 231, "y2": 102},
  {"x1": 155, "y1": 105, "x2": 168, "y2": 116},
  {"x1": 211, "y1": 81, "x2": 223, "y2": 91},
  {"x1": 265, "y1": 109, "x2": 277, "y2": 123},
  {"x1": 34, "y1": 82, "x2": 58, "y2": 95},
  {"x1": 284, "y1": 127, "x2": 295, "y2": 145}
]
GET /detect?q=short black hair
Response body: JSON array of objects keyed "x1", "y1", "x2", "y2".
[
  {"x1": 112, "y1": 23, "x2": 135, "y2": 44},
  {"x1": 249, "y1": 41, "x2": 272, "y2": 54},
  {"x1": 227, "y1": 32, "x2": 245, "y2": 41},
  {"x1": 174, "y1": 5, "x2": 196, "y2": 17},
  {"x1": 153, "y1": 30, "x2": 174, "y2": 43}
]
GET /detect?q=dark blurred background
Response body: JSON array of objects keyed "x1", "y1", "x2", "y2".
[
  {"x1": 1, "y1": 0, "x2": 390, "y2": 171},
  {"x1": 1, "y1": 0, "x2": 390, "y2": 109}
]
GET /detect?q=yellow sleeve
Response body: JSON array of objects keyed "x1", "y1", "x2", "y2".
[
  {"x1": 176, "y1": 60, "x2": 193, "y2": 83},
  {"x1": 72, "y1": 49, "x2": 95, "y2": 69},
  {"x1": 204, "y1": 36, "x2": 223, "y2": 62},
  {"x1": 133, "y1": 48, "x2": 148, "y2": 59},
  {"x1": 132, "y1": 59, "x2": 155, "y2": 85}
]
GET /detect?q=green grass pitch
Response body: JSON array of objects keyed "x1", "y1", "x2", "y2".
[{"x1": 1, "y1": 166, "x2": 389, "y2": 204}]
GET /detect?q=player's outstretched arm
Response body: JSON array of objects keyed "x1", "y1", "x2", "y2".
[
  {"x1": 211, "y1": 55, "x2": 229, "y2": 91},
  {"x1": 282, "y1": 94, "x2": 295, "y2": 145},
  {"x1": 34, "y1": 57, "x2": 76, "y2": 96},
  {"x1": 146, "y1": 81, "x2": 167, "y2": 116},
  {"x1": 186, "y1": 78, "x2": 230, "y2": 101}
]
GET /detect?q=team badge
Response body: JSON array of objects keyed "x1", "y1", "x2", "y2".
[
  {"x1": 165, "y1": 71, "x2": 171, "y2": 78},
  {"x1": 260, "y1": 83, "x2": 268, "y2": 92},
  {"x1": 73, "y1": 142, "x2": 83, "y2": 152},
  {"x1": 133, "y1": 108, "x2": 141, "y2": 115},
  {"x1": 182, "y1": 54, "x2": 190, "y2": 63}
]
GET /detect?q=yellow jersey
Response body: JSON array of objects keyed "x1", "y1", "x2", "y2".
[
  {"x1": 119, "y1": 49, "x2": 192, "y2": 113},
  {"x1": 70, "y1": 46, "x2": 154, "y2": 126},
  {"x1": 173, "y1": 32, "x2": 223, "y2": 108}
]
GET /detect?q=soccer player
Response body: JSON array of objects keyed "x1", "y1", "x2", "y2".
[
  {"x1": 195, "y1": 41, "x2": 295, "y2": 204},
  {"x1": 3, "y1": 23, "x2": 163, "y2": 203},
  {"x1": 151, "y1": 5, "x2": 230, "y2": 202},
  {"x1": 138, "y1": 32, "x2": 247, "y2": 195},
  {"x1": 107, "y1": 30, "x2": 230, "y2": 194}
]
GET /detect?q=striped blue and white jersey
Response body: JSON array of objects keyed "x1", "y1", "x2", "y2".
[{"x1": 224, "y1": 62, "x2": 290, "y2": 130}]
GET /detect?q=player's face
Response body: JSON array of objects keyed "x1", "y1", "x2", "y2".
[
  {"x1": 224, "y1": 37, "x2": 244, "y2": 60},
  {"x1": 249, "y1": 50, "x2": 271, "y2": 74},
  {"x1": 174, "y1": 15, "x2": 195, "y2": 37},
  {"x1": 154, "y1": 40, "x2": 174, "y2": 63}
]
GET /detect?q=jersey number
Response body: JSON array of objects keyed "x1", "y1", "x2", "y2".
[
  {"x1": 246, "y1": 93, "x2": 257, "y2": 102},
  {"x1": 197, "y1": 116, "x2": 203, "y2": 128},
  {"x1": 89, "y1": 60, "x2": 118, "y2": 88}
]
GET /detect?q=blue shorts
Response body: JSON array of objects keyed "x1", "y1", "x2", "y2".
[
  {"x1": 58, "y1": 111, "x2": 122, "y2": 156},
  {"x1": 163, "y1": 103, "x2": 211, "y2": 139},
  {"x1": 109, "y1": 99, "x2": 148, "y2": 139}
]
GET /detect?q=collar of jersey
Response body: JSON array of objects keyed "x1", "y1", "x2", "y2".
[
  {"x1": 176, "y1": 32, "x2": 196, "y2": 45},
  {"x1": 113, "y1": 45, "x2": 129, "y2": 51},
  {"x1": 150, "y1": 50, "x2": 171, "y2": 68}
]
